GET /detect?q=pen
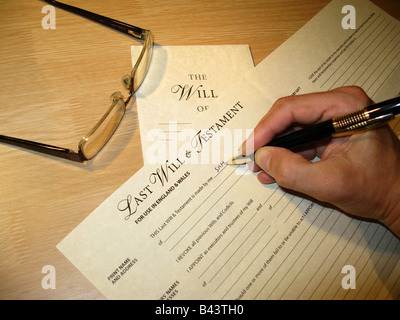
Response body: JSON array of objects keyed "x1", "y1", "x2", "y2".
[{"x1": 228, "y1": 96, "x2": 400, "y2": 165}]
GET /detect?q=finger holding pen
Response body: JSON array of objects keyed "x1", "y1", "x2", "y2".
[
  {"x1": 238, "y1": 86, "x2": 400, "y2": 236},
  {"x1": 240, "y1": 86, "x2": 371, "y2": 173}
]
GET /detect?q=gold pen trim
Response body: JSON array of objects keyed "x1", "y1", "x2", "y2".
[
  {"x1": 332, "y1": 109, "x2": 370, "y2": 137},
  {"x1": 229, "y1": 105, "x2": 395, "y2": 166},
  {"x1": 332, "y1": 109, "x2": 393, "y2": 137}
]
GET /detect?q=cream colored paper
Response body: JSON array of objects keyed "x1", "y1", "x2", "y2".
[
  {"x1": 58, "y1": 0, "x2": 400, "y2": 299},
  {"x1": 132, "y1": 45, "x2": 254, "y2": 164},
  {"x1": 246, "y1": 0, "x2": 400, "y2": 134}
]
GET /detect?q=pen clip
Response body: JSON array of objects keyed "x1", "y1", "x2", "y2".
[{"x1": 332, "y1": 111, "x2": 394, "y2": 137}]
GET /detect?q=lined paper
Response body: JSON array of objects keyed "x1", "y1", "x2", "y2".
[{"x1": 57, "y1": 0, "x2": 400, "y2": 300}]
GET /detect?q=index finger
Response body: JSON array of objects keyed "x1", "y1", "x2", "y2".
[{"x1": 241, "y1": 86, "x2": 371, "y2": 155}]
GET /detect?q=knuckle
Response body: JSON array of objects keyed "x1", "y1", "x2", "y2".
[
  {"x1": 335, "y1": 86, "x2": 372, "y2": 106},
  {"x1": 274, "y1": 95, "x2": 296, "y2": 109}
]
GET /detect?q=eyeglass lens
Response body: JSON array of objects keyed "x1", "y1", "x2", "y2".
[
  {"x1": 79, "y1": 95, "x2": 126, "y2": 160},
  {"x1": 132, "y1": 32, "x2": 153, "y2": 93},
  {"x1": 80, "y1": 32, "x2": 152, "y2": 160}
]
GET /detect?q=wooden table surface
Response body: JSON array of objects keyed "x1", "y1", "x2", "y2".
[{"x1": 0, "y1": 0, "x2": 399, "y2": 300}]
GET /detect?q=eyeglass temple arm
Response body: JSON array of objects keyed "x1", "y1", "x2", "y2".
[
  {"x1": 41, "y1": 0, "x2": 148, "y2": 40},
  {"x1": 0, "y1": 135, "x2": 86, "y2": 162}
]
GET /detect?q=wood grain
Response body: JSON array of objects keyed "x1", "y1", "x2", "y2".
[{"x1": 0, "y1": 0, "x2": 398, "y2": 300}]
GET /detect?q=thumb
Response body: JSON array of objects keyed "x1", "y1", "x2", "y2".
[{"x1": 254, "y1": 147, "x2": 323, "y2": 196}]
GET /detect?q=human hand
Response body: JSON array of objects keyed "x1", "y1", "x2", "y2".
[{"x1": 242, "y1": 86, "x2": 400, "y2": 237}]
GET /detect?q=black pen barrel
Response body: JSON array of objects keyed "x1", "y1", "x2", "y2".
[
  {"x1": 366, "y1": 96, "x2": 400, "y2": 117},
  {"x1": 263, "y1": 97, "x2": 399, "y2": 152},
  {"x1": 267, "y1": 120, "x2": 334, "y2": 150}
]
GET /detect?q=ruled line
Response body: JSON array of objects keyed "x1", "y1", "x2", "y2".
[
  {"x1": 198, "y1": 209, "x2": 259, "y2": 280},
  {"x1": 277, "y1": 215, "x2": 358, "y2": 299},
  {"x1": 338, "y1": 21, "x2": 393, "y2": 86},
  {"x1": 169, "y1": 169, "x2": 247, "y2": 251},
  {"x1": 370, "y1": 52, "x2": 400, "y2": 98},
  {"x1": 382, "y1": 266, "x2": 400, "y2": 299},
  {"x1": 359, "y1": 29, "x2": 400, "y2": 87},
  {"x1": 332, "y1": 224, "x2": 382, "y2": 299},
  {"x1": 253, "y1": 207, "x2": 327, "y2": 299},
  {"x1": 220, "y1": 228, "x2": 277, "y2": 299},
  {"x1": 340, "y1": 227, "x2": 388, "y2": 299},
  {"x1": 327, "y1": 16, "x2": 386, "y2": 89},
  {"x1": 320, "y1": 13, "x2": 382, "y2": 88},
  {"x1": 163, "y1": 167, "x2": 236, "y2": 245},
  {"x1": 296, "y1": 219, "x2": 362, "y2": 299},
  {"x1": 356, "y1": 234, "x2": 400, "y2": 299},
  {"x1": 316, "y1": 222, "x2": 378, "y2": 299},
  {"x1": 265, "y1": 209, "x2": 339, "y2": 299},
  {"x1": 355, "y1": 26, "x2": 398, "y2": 85},
  {"x1": 210, "y1": 219, "x2": 265, "y2": 292}
]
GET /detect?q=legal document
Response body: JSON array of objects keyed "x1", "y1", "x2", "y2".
[
  {"x1": 132, "y1": 45, "x2": 254, "y2": 164},
  {"x1": 57, "y1": 0, "x2": 400, "y2": 299}
]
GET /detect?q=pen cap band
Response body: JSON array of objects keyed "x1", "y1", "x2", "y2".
[
  {"x1": 332, "y1": 109, "x2": 369, "y2": 135},
  {"x1": 332, "y1": 109, "x2": 393, "y2": 137}
]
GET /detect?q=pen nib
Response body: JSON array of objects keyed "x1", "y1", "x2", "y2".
[{"x1": 227, "y1": 154, "x2": 253, "y2": 165}]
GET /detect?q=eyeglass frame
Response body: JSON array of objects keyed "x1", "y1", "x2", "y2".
[{"x1": 0, "y1": 0, "x2": 153, "y2": 162}]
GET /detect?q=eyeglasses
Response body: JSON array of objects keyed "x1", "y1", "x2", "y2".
[{"x1": 0, "y1": 0, "x2": 153, "y2": 162}]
